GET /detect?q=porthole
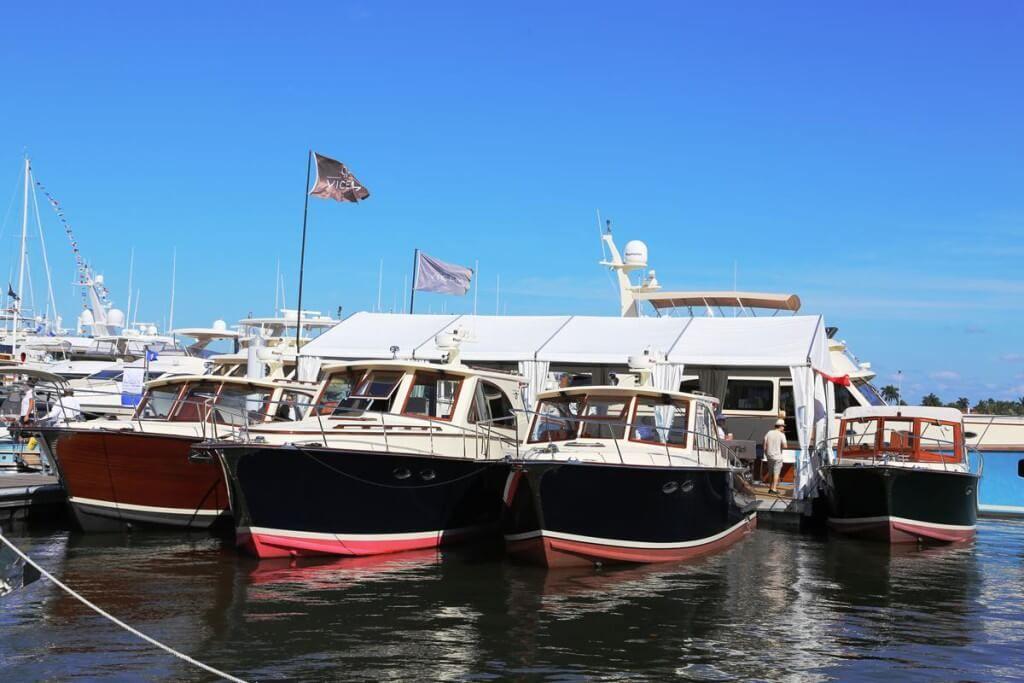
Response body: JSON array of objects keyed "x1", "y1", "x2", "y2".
[
  {"x1": 421, "y1": 469, "x2": 437, "y2": 482},
  {"x1": 662, "y1": 481, "x2": 679, "y2": 495},
  {"x1": 680, "y1": 480, "x2": 695, "y2": 493},
  {"x1": 393, "y1": 468, "x2": 412, "y2": 480}
]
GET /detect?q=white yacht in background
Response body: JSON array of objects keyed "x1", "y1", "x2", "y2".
[{"x1": 599, "y1": 225, "x2": 1024, "y2": 516}]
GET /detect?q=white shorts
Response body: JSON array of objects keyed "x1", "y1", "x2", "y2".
[{"x1": 767, "y1": 458, "x2": 783, "y2": 477}]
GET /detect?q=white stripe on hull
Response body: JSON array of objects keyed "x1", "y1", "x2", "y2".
[
  {"x1": 504, "y1": 514, "x2": 756, "y2": 549},
  {"x1": 69, "y1": 496, "x2": 222, "y2": 517}
]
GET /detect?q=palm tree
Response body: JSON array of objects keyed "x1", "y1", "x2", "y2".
[{"x1": 880, "y1": 385, "x2": 900, "y2": 405}]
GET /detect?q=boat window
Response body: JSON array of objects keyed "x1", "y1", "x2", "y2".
[
  {"x1": 723, "y1": 379, "x2": 774, "y2": 412},
  {"x1": 853, "y1": 379, "x2": 887, "y2": 406},
  {"x1": 579, "y1": 397, "x2": 629, "y2": 439},
  {"x1": 212, "y1": 386, "x2": 271, "y2": 426},
  {"x1": 402, "y1": 372, "x2": 462, "y2": 421},
  {"x1": 468, "y1": 380, "x2": 516, "y2": 429},
  {"x1": 171, "y1": 382, "x2": 221, "y2": 422},
  {"x1": 679, "y1": 378, "x2": 700, "y2": 393},
  {"x1": 137, "y1": 386, "x2": 180, "y2": 420},
  {"x1": 841, "y1": 418, "x2": 881, "y2": 455},
  {"x1": 273, "y1": 391, "x2": 312, "y2": 422},
  {"x1": 316, "y1": 372, "x2": 355, "y2": 415},
  {"x1": 528, "y1": 397, "x2": 581, "y2": 443},
  {"x1": 778, "y1": 383, "x2": 798, "y2": 441},
  {"x1": 693, "y1": 401, "x2": 718, "y2": 453},
  {"x1": 918, "y1": 420, "x2": 962, "y2": 461},
  {"x1": 87, "y1": 369, "x2": 124, "y2": 381},
  {"x1": 834, "y1": 385, "x2": 862, "y2": 413},
  {"x1": 880, "y1": 419, "x2": 916, "y2": 455},
  {"x1": 630, "y1": 397, "x2": 689, "y2": 447},
  {"x1": 335, "y1": 370, "x2": 403, "y2": 415}
]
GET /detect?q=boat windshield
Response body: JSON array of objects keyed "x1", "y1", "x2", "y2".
[
  {"x1": 334, "y1": 370, "x2": 403, "y2": 416},
  {"x1": 578, "y1": 396, "x2": 629, "y2": 439},
  {"x1": 839, "y1": 417, "x2": 963, "y2": 463},
  {"x1": 137, "y1": 386, "x2": 181, "y2": 420},
  {"x1": 631, "y1": 397, "x2": 689, "y2": 447},
  {"x1": 402, "y1": 372, "x2": 462, "y2": 421},
  {"x1": 529, "y1": 396, "x2": 583, "y2": 443},
  {"x1": 211, "y1": 386, "x2": 273, "y2": 426}
]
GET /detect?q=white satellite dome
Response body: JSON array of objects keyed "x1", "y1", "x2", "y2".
[
  {"x1": 107, "y1": 308, "x2": 126, "y2": 328},
  {"x1": 78, "y1": 309, "x2": 95, "y2": 326},
  {"x1": 212, "y1": 319, "x2": 228, "y2": 332},
  {"x1": 95, "y1": 274, "x2": 105, "y2": 285},
  {"x1": 623, "y1": 240, "x2": 649, "y2": 267},
  {"x1": 145, "y1": 324, "x2": 158, "y2": 336}
]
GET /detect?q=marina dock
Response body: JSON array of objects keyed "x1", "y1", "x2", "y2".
[{"x1": 0, "y1": 472, "x2": 64, "y2": 523}]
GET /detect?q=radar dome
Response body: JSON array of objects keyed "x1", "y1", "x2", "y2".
[
  {"x1": 623, "y1": 240, "x2": 648, "y2": 267},
  {"x1": 107, "y1": 308, "x2": 126, "y2": 328},
  {"x1": 95, "y1": 274, "x2": 105, "y2": 285},
  {"x1": 78, "y1": 309, "x2": 95, "y2": 326},
  {"x1": 145, "y1": 324, "x2": 158, "y2": 336},
  {"x1": 212, "y1": 319, "x2": 227, "y2": 332}
]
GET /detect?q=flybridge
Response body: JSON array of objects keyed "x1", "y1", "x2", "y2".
[{"x1": 599, "y1": 223, "x2": 802, "y2": 318}]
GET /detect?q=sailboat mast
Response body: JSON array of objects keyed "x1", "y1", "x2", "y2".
[
  {"x1": 126, "y1": 247, "x2": 134, "y2": 325},
  {"x1": 13, "y1": 156, "x2": 29, "y2": 356},
  {"x1": 168, "y1": 248, "x2": 176, "y2": 333}
]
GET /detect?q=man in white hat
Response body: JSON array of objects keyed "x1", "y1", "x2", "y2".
[{"x1": 762, "y1": 418, "x2": 787, "y2": 494}]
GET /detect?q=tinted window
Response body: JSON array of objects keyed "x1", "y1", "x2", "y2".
[
  {"x1": 834, "y1": 385, "x2": 861, "y2": 413},
  {"x1": 724, "y1": 379, "x2": 774, "y2": 412},
  {"x1": 335, "y1": 370, "x2": 403, "y2": 415}
]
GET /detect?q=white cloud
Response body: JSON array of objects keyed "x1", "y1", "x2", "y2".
[{"x1": 929, "y1": 370, "x2": 961, "y2": 381}]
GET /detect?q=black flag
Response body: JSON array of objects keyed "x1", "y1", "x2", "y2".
[{"x1": 7, "y1": 285, "x2": 18, "y2": 301}]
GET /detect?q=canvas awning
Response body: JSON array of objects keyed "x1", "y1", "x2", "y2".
[
  {"x1": 639, "y1": 290, "x2": 801, "y2": 312},
  {"x1": 300, "y1": 312, "x2": 834, "y2": 373}
]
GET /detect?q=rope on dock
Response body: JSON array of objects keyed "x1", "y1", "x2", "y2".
[{"x1": 0, "y1": 531, "x2": 247, "y2": 683}]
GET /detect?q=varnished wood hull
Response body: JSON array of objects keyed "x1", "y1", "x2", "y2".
[{"x1": 37, "y1": 427, "x2": 230, "y2": 532}]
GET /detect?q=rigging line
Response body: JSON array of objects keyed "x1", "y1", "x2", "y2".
[
  {"x1": 0, "y1": 532, "x2": 248, "y2": 683},
  {"x1": 0, "y1": 164, "x2": 23, "y2": 244},
  {"x1": 30, "y1": 171, "x2": 59, "y2": 329}
]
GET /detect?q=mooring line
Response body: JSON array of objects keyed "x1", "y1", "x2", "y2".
[{"x1": 0, "y1": 532, "x2": 247, "y2": 683}]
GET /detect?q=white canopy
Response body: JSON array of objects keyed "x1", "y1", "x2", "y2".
[{"x1": 301, "y1": 312, "x2": 834, "y2": 372}]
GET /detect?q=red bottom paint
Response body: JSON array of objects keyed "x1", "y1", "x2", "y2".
[
  {"x1": 237, "y1": 526, "x2": 487, "y2": 559},
  {"x1": 828, "y1": 518, "x2": 976, "y2": 544},
  {"x1": 505, "y1": 516, "x2": 756, "y2": 568}
]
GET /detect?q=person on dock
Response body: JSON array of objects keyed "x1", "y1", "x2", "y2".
[
  {"x1": 18, "y1": 382, "x2": 36, "y2": 427},
  {"x1": 43, "y1": 389, "x2": 83, "y2": 425},
  {"x1": 763, "y1": 418, "x2": 787, "y2": 494}
]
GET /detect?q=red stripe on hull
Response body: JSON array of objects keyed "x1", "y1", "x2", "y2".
[
  {"x1": 506, "y1": 517, "x2": 756, "y2": 568},
  {"x1": 238, "y1": 526, "x2": 487, "y2": 559},
  {"x1": 828, "y1": 518, "x2": 976, "y2": 544}
]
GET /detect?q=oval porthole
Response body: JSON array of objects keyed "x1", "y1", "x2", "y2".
[
  {"x1": 965, "y1": 487, "x2": 973, "y2": 496},
  {"x1": 662, "y1": 481, "x2": 679, "y2": 495},
  {"x1": 421, "y1": 469, "x2": 437, "y2": 482},
  {"x1": 393, "y1": 468, "x2": 412, "y2": 480},
  {"x1": 680, "y1": 480, "x2": 695, "y2": 493}
]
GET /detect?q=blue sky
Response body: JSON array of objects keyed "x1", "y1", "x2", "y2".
[{"x1": 1, "y1": 2, "x2": 1022, "y2": 401}]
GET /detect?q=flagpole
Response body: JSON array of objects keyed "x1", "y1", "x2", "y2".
[
  {"x1": 295, "y1": 150, "x2": 313, "y2": 347},
  {"x1": 408, "y1": 248, "x2": 419, "y2": 314},
  {"x1": 473, "y1": 259, "x2": 479, "y2": 316}
]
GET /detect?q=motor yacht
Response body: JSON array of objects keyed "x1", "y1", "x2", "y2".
[
  {"x1": 191, "y1": 345, "x2": 527, "y2": 559},
  {"x1": 34, "y1": 374, "x2": 317, "y2": 531},
  {"x1": 823, "y1": 406, "x2": 979, "y2": 543},
  {"x1": 502, "y1": 364, "x2": 756, "y2": 567}
]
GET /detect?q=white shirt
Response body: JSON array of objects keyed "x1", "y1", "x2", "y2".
[
  {"x1": 764, "y1": 429, "x2": 787, "y2": 459},
  {"x1": 48, "y1": 395, "x2": 83, "y2": 423},
  {"x1": 20, "y1": 389, "x2": 35, "y2": 419}
]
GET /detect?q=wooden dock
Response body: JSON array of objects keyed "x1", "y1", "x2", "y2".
[{"x1": 0, "y1": 472, "x2": 65, "y2": 523}]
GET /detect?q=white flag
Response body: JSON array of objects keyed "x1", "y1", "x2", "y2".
[{"x1": 414, "y1": 251, "x2": 473, "y2": 295}]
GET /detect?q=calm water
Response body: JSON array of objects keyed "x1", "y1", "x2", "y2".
[{"x1": 2, "y1": 519, "x2": 1024, "y2": 682}]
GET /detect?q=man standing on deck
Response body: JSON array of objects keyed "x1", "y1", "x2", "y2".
[{"x1": 763, "y1": 418, "x2": 787, "y2": 494}]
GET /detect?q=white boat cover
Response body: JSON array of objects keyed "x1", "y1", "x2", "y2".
[{"x1": 301, "y1": 312, "x2": 834, "y2": 373}]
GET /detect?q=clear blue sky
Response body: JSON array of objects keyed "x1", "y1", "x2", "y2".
[{"x1": 1, "y1": 2, "x2": 1022, "y2": 402}]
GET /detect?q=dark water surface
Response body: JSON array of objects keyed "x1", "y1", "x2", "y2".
[{"x1": 2, "y1": 519, "x2": 1024, "y2": 681}]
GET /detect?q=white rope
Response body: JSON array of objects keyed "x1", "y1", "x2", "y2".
[{"x1": 0, "y1": 532, "x2": 247, "y2": 683}]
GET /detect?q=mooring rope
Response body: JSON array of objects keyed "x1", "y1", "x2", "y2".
[{"x1": 0, "y1": 532, "x2": 247, "y2": 683}]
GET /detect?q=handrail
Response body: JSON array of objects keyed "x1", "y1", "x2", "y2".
[
  {"x1": 512, "y1": 407, "x2": 744, "y2": 470},
  {"x1": 818, "y1": 433, "x2": 980, "y2": 476}
]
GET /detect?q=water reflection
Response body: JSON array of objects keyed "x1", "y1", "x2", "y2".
[{"x1": 0, "y1": 522, "x2": 1021, "y2": 681}]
